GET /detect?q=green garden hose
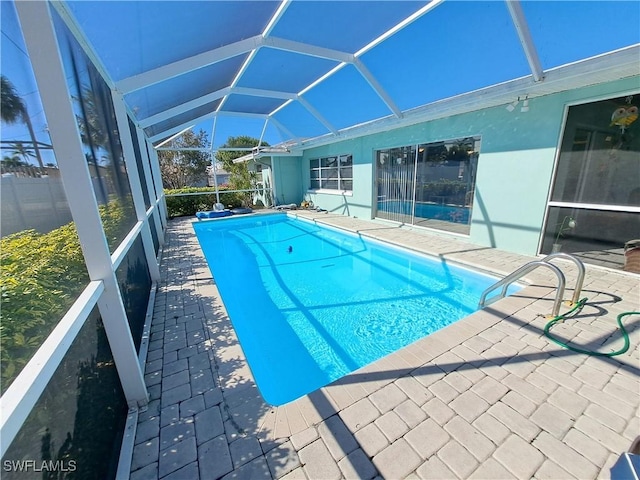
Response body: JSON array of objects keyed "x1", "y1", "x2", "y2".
[{"x1": 543, "y1": 297, "x2": 638, "y2": 357}]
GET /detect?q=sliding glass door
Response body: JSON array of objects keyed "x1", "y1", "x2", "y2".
[
  {"x1": 375, "y1": 137, "x2": 480, "y2": 235},
  {"x1": 375, "y1": 146, "x2": 416, "y2": 224}
]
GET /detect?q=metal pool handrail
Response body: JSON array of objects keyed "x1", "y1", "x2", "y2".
[
  {"x1": 539, "y1": 252, "x2": 586, "y2": 306},
  {"x1": 478, "y1": 260, "x2": 567, "y2": 317}
]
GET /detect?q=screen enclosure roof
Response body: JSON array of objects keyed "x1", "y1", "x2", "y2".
[{"x1": 58, "y1": 0, "x2": 640, "y2": 150}]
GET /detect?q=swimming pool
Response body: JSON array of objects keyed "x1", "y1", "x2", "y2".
[{"x1": 193, "y1": 214, "x2": 518, "y2": 405}]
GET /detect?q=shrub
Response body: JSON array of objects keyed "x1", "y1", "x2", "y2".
[
  {"x1": 0, "y1": 199, "x2": 132, "y2": 392},
  {"x1": 421, "y1": 179, "x2": 467, "y2": 197},
  {"x1": 100, "y1": 196, "x2": 137, "y2": 251},
  {"x1": 164, "y1": 186, "x2": 246, "y2": 217},
  {"x1": 1, "y1": 225, "x2": 87, "y2": 390}
]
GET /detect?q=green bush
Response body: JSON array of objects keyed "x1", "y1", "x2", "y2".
[
  {"x1": 1, "y1": 225, "x2": 87, "y2": 391},
  {"x1": 100, "y1": 196, "x2": 137, "y2": 251},
  {"x1": 421, "y1": 179, "x2": 468, "y2": 197},
  {"x1": 0, "y1": 199, "x2": 133, "y2": 392},
  {"x1": 164, "y1": 186, "x2": 246, "y2": 217}
]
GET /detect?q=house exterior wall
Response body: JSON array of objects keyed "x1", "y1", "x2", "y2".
[
  {"x1": 302, "y1": 138, "x2": 373, "y2": 218},
  {"x1": 271, "y1": 156, "x2": 304, "y2": 206},
  {"x1": 252, "y1": 159, "x2": 274, "y2": 207},
  {"x1": 294, "y1": 76, "x2": 639, "y2": 256}
]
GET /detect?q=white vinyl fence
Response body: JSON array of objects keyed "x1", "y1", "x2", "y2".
[{"x1": 1, "y1": 175, "x2": 73, "y2": 236}]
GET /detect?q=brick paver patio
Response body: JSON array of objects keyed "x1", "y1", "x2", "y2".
[{"x1": 129, "y1": 211, "x2": 639, "y2": 480}]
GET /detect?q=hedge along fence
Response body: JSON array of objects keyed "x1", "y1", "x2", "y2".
[
  {"x1": 0, "y1": 199, "x2": 134, "y2": 393},
  {"x1": 164, "y1": 186, "x2": 247, "y2": 217}
]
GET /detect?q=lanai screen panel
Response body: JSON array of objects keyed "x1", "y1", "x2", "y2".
[
  {"x1": 272, "y1": 101, "x2": 331, "y2": 139},
  {"x1": 269, "y1": 1, "x2": 428, "y2": 52},
  {"x1": 144, "y1": 100, "x2": 222, "y2": 139},
  {"x1": 302, "y1": 64, "x2": 394, "y2": 130},
  {"x1": 211, "y1": 116, "x2": 277, "y2": 148},
  {"x1": 521, "y1": 1, "x2": 640, "y2": 69},
  {"x1": 64, "y1": 0, "x2": 640, "y2": 145},
  {"x1": 222, "y1": 95, "x2": 286, "y2": 115},
  {"x1": 65, "y1": 1, "x2": 280, "y2": 81},
  {"x1": 125, "y1": 55, "x2": 249, "y2": 120},
  {"x1": 236, "y1": 48, "x2": 339, "y2": 93},
  {"x1": 360, "y1": 1, "x2": 531, "y2": 111}
]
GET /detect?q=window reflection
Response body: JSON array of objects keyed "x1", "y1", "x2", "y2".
[
  {"x1": 542, "y1": 207, "x2": 640, "y2": 270},
  {"x1": 115, "y1": 235, "x2": 151, "y2": 352},
  {"x1": 1, "y1": 307, "x2": 128, "y2": 479},
  {"x1": 375, "y1": 137, "x2": 480, "y2": 235},
  {"x1": 129, "y1": 117, "x2": 151, "y2": 209},
  {"x1": 1, "y1": 1, "x2": 89, "y2": 391},
  {"x1": 543, "y1": 94, "x2": 640, "y2": 270},
  {"x1": 309, "y1": 154, "x2": 352, "y2": 191},
  {"x1": 551, "y1": 96, "x2": 640, "y2": 207},
  {"x1": 53, "y1": 11, "x2": 137, "y2": 252}
]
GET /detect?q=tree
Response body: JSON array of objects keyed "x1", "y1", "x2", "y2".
[
  {"x1": 9, "y1": 141, "x2": 36, "y2": 164},
  {"x1": 158, "y1": 129, "x2": 210, "y2": 189},
  {"x1": 0, "y1": 75, "x2": 44, "y2": 168},
  {"x1": 72, "y1": 62, "x2": 130, "y2": 201},
  {"x1": 215, "y1": 136, "x2": 267, "y2": 207},
  {"x1": 1, "y1": 155, "x2": 27, "y2": 167}
]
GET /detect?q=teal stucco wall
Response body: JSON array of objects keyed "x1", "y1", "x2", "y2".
[
  {"x1": 271, "y1": 156, "x2": 304, "y2": 206},
  {"x1": 292, "y1": 76, "x2": 639, "y2": 255},
  {"x1": 303, "y1": 138, "x2": 373, "y2": 218}
]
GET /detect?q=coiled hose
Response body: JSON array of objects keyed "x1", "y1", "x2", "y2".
[{"x1": 543, "y1": 297, "x2": 639, "y2": 357}]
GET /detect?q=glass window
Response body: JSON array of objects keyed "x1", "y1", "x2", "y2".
[
  {"x1": 541, "y1": 206, "x2": 640, "y2": 270},
  {"x1": 321, "y1": 156, "x2": 337, "y2": 168},
  {"x1": 309, "y1": 154, "x2": 352, "y2": 192},
  {"x1": 1, "y1": 2, "x2": 89, "y2": 391},
  {"x1": 542, "y1": 94, "x2": 640, "y2": 270},
  {"x1": 115, "y1": 235, "x2": 151, "y2": 352},
  {"x1": 149, "y1": 214, "x2": 160, "y2": 256},
  {"x1": 129, "y1": 117, "x2": 151, "y2": 209},
  {"x1": 375, "y1": 138, "x2": 480, "y2": 235},
  {"x1": 325, "y1": 167, "x2": 338, "y2": 179},
  {"x1": 1, "y1": 307, "x2": 128, "y2": 479},
  {"x1": 53, "y1": 10, "x2": 137, "y2": 253},
  {"x1": 551, "y1": 97, "x2": 640, "y2": 207},
  {"x1": 144, "y1": 142, "x2": 158, "y2": 203}
]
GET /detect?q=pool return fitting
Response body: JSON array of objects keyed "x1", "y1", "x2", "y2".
[{"x1": 479, "y1": 253, "x2": 638, "y2": 357}]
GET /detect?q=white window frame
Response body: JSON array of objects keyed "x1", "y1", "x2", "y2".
[{"x1": 309, "y1": 154, "x2": 353, "y2": 193}]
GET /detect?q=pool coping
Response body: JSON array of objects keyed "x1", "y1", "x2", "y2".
[{"x1": 130, "y1": 211, "x2": 640, "y2": 480}]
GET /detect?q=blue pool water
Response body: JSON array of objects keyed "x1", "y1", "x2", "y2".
[{"x1": 193, "y1": 214, "x2": 517, "y2": 405}]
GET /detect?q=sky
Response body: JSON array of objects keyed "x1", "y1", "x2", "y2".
[
  {"x1": 2, "y1": 0, "x2": 639, "y2": 166},
  {"x1": 1, "y1": 1, "x2": 56, "y2": 165}
]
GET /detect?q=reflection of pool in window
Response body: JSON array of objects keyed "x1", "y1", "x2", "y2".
[{"x1": 377, "y1": 200, "x2": 470, "y2": 224}]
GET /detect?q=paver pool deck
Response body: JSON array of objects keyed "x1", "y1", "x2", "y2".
[{"x1": 129, "y1": 211, "x2": 639, "y2": 480}]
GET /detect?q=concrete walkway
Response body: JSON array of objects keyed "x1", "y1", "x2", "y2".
[{"x1": 130, "y1": 211, "x2": 639, "y2": 480}]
